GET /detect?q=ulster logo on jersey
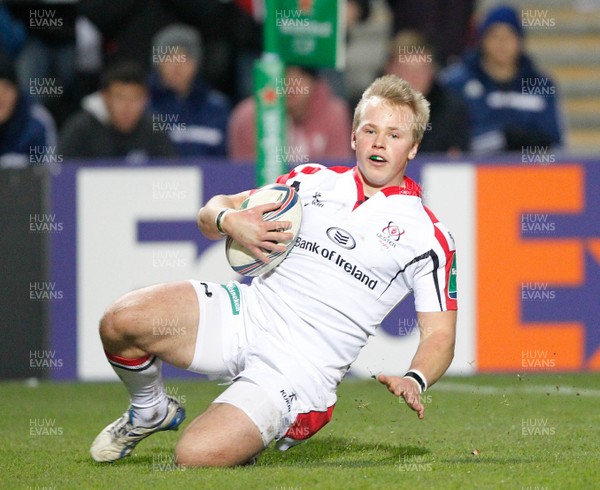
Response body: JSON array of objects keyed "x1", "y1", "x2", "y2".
[
  {"x1": 377, "y1": 221, "x2": 405, "y2": 249},
  {"x1": 327, "y1": 227, "x2": 356, "y2": 249}
]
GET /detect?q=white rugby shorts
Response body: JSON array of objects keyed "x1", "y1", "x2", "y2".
[{"x1": 187, "y1": 280, "x2": 336, "y2": 447}]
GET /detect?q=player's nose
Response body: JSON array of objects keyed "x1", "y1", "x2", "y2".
[{"x1": 372, "y1": 133, "x2": 385, "y2": 148}]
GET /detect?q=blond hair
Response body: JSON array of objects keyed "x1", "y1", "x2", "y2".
[{"x1": 352, "y1": 74, "x2": 430, "y2": 144}]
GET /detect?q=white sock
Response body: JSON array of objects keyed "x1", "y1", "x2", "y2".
[{"x1": 105, "y1": 352, "x2": 169, "y2": 427}]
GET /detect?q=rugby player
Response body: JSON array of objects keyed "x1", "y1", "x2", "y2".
[{"x1": 90, "y1": 74, "x2": 457, "y2": 467}]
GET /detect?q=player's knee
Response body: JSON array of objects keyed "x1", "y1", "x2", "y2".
[
  {"x1": 98, "y1": 301, "x2": 137, "y2": 344},
  {"x1": 99, "y1": 308, "x2": 121, "y2": 345}
]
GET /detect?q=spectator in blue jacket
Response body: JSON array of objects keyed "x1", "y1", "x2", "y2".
[
  {"x1": 150, "y1": 24, "x2": 231, "y2": 158},
  {"x1": 385, "y1": 30, "x2": 469, "y2": 155},
  {"x1": 0, "y1": 54, "x2": 56, "y2": 167},
  {"x1": 441, "y1": 5, "x2": 563, "y2": 154}
]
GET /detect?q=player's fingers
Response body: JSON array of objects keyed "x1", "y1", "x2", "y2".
[
  {"x1": 266, "y1": 220, "x2": 293, "y2": 232},
  {"x1": 378, "y1": 374, "x2": 398, "y2": 391},
  {"x1": 414, "y1": 400, "x2": 425, "y2": 419},
  {"x1": 255, "y1": 200, "x2": 286, "y2": 214},
  {"x1": 402, "y1": 391, "x2": 425, "y2": 419},
  {"x1": 247, "y1": 245, "x2": 271, "y2": 264},
  {"x1": 260, "y1": 240, "x2": 288, "y2": 253},
  {"x1": 266, "y1": 230, "x2": 294, "y2": 244},
  {"x1": 377, "y1": 374, "x2": 397, "y2": 394}
]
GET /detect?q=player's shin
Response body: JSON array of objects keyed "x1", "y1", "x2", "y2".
[{"x1": 105, "y1": 351, "x2": 168, "y2": 427}]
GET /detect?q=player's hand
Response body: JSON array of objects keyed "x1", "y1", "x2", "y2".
[
  {"x1": 377, "y1": 374, "x2": 425, "y2": 419},
  {"x1": 224, "y1": 201, "x2": 293, "y2": 263}
]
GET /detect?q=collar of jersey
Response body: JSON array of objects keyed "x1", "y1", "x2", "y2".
[{"x1": 352, "y1": 167, "x2": 421, "y2": 208}]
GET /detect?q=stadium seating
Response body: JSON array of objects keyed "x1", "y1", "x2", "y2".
[{"x1": 522, "y1": 0, "x2": 600, "y2": 154}]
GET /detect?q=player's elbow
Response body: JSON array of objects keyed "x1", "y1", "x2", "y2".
[
  {"x1": 196, "y1": 207, "x2": 210, "y2": 236},
  {"x1": 196, "y1": 208, "x2": 203, "y2": 231},
  {"x1": 446, "y1": 332, "x2": 456, "y2": 359}
]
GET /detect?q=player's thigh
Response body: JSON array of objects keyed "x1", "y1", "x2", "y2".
[
  {"x1": 174, "y1": 402, "x2": 264, "y2": 467},
  {"x1": 101, "y1": 281, "x2": 199, "y2": 368}
]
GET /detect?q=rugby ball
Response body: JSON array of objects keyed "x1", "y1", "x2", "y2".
[{"x1": 225, "y1": 184, "x2": 302, "y2": 276}]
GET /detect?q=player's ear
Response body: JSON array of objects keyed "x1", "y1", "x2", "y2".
[
  {"x1": 408, "y1": 141, "x2": 419, "y2": 160},
  {"x1": 351, "y1": 131, "x2": 356, "y2": 151}
]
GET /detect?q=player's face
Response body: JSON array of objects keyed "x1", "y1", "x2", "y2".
[
  {"x1": 102, "y1": 82, "x2": 148, "y2": 134},
  {"x1": 352, "y1": 97, "x2": 419, "y2": 195}
]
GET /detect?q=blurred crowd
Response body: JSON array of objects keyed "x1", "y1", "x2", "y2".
[{"x1": 0, "y1": 0, "x2": 564, "y2": 167}]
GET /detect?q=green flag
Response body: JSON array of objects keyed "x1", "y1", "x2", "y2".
[
  {"x1": 271, "y1": 0, "x2": 346, "y2": 69},
  {"x1": 254, "y1": 53, "x2": 286, "y2": 186}
]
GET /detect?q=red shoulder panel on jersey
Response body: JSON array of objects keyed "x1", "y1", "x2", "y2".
[
  {"x1": 423, "y1": 205, "x2": 439, "y2": 224},
  {"x1": 352, "y1": 167, "x2": 366, "y2": 210},
  {"x1": 276, "y1": 164, "x2": 323, "y2": 184},
  {"x1": 328, "y1": 166, "x2": 353, "y2": 174},
  {"x1": 423, "y1": 206, "x2": 457, "y2": 310},
  {"x1": 277, "y1": 164, "x2": 351, "y2": 184},
  {"x1": 369, "y1": 176, "x2": 422, "y2": 198}
]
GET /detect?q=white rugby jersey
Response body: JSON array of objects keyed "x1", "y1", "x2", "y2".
[{"x1": 249, "y1": 164, "x2": 457, "y2": 391}]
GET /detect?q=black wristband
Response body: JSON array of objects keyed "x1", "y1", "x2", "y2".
[
  {"x1": 404, "y1": 370, "x2": 427, "y2": 393},
  {"x1": 215, "y1": 209, "x2": 230, "y2": 236}
]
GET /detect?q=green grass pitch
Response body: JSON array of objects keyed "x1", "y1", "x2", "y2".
[{"x1": 1, "y1": 373, "x2": 599, "y2": 489}]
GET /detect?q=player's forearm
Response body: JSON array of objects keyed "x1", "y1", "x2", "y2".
[
  {"x1": 197, "y1": 192, "x2": 248, "y2": 239},
  {"x1": 408, "y1": 310, "x2": 457, "y2": 389},
  {"x1": 408, "y1": 329, "x2": 455, "y2": 388}
]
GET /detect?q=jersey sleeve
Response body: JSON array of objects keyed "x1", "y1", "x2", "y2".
[
  {"x1": 413, "y1": 217, "x2": 458, "y2": 312},
  {"x1": 276, "y1": 163, "x2": 328, "y2": 186}
]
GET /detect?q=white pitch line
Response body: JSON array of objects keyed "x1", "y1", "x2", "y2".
[{"x1": 433, "y1": 382, "x2": 600, "y2": 397}]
